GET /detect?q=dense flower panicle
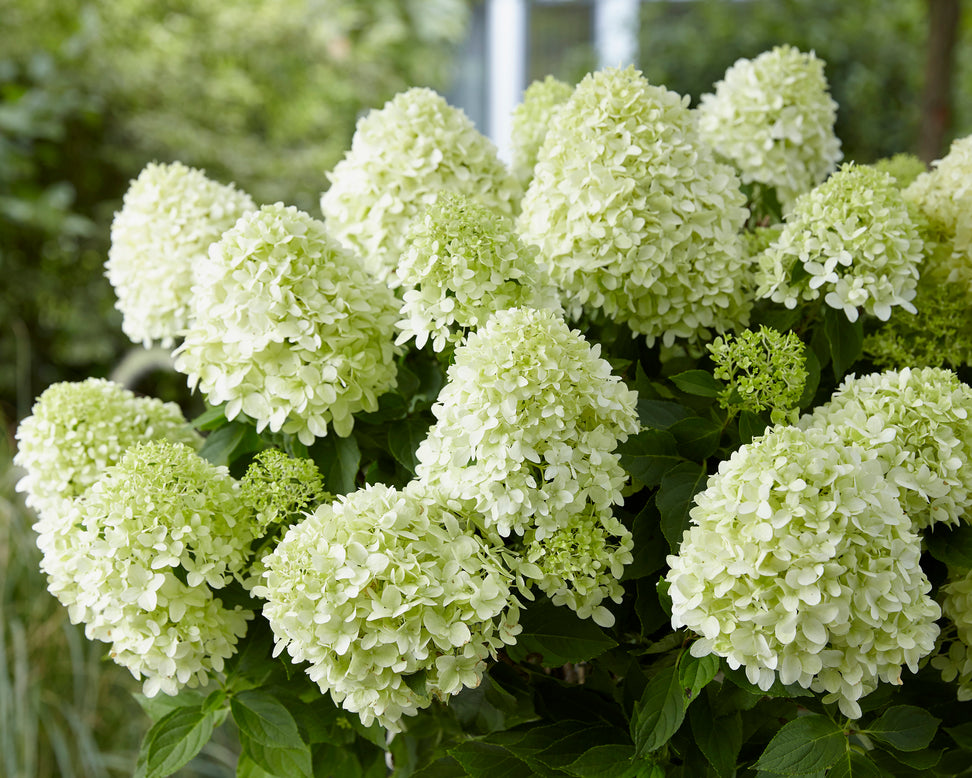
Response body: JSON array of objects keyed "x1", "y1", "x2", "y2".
[
  {"x1": 904, "y1": 135, "x2": 972, "y2": 293},
  {"x1": 240, "y1": 448, "x2": 326, "y2": 532},
  {"x1": 518, "y1": 66, "x2": 753, "y2": 347},
  {"x1": 106, "y1": 161, "x2": 256, "y2": 347},
  {"x1": 395, "y1": 192, "x2": 556, "y2": 351},
  {"x1": 45, "y1": 441, "x2": 256, "y2": 696},
  {"x1": 255, "y1": 482, "x2": 521, "y2": 731},
  {"x1": 872, "y1": 154, "x2": 928, "y2": 189},
  {"x1": 509, "y1": 76, "x2": 573, "y2": 188},
  {"x1": 173, "y1": 204, "x2": 400, "y2": 444},
  {"x1": 667, "y1": 424, "x2": 940, "y2": 719},
  {"x1": 707, "y1": 326, "x2": 807, "y2": 423},
  {"x1": 696, "y1": 45, "x2": 842, "y2": 209},
  {"x1": 800, "y1": 367, "x2": 972, "y2": 531},
  {"x1": 14, "y1": 378, "x2": 201, "y2": 527},
  {"x1": 932, "y1": 569, "x2": 972, "y2": 700},
  {"x1": 320, "y1": 87, "x2": 520, "y2": 284},
  {"x1": 756, "y1": 163, "x2": 924, "y2": 322}
]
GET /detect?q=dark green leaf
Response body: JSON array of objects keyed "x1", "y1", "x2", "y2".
[
  {"x1": 563, "y1": 745, "x2": 640, "y2": 778},
  {"x1": 137, "y1": 704, "x2": 219, "y2": 778},
  {"x1": 199, "y1": 421, "x2": 263, "y2": 466},
  {"x1": 133, "y1": 688, "x2": 208, "y2": 722},
  {"x1": 826, "y1": 750, "x2": 885, "y2": 778},
  {"x1": 231, "y1": 690, "x2": 306, "y2": 750},
  {"x1": 311, "y1": 433, "x2": 361, "y2": 495},
  {"x1": 754, "y1": 714, "x2": 845, "y2": 774},
  {"x1": 506, "y1": 599, "x2": 617, "y2": 666},
  {"x1": 670, "y1": 370, "x2": 722, "y2": 398},
  {"x1": 637, "y1": 399, "x2": 692, "y2": 430},
  {"x1": 450, "y1": 741, "x2": 537, "y2": 778},
  {"x1": 656, "y1": 462, "x2": 708, "y2": 553},
  {"x1": 355, "y1": 391, "x2": 408, "y2": 424},
  {"x1": 738, "y1": 410, "x2": 770, "y2": 445},
  {"x1": 237, "y1": 752, "x2": 276, "y2": 777},
  {"x1": 946, "y1": 721, "x2": 972, "y2": 750},
  {"x1": 618, "y1": 429, "x2": 683, "y2": 488},
  {"x1": 798, "y1": 347, "x2": 821, "y2": 409},
  {"x1": 924, "y1": 523, "x2": 972, "y2": 569},
  {"x1": 668, "y1": 416, "x2": 722, "y2": 460},
  {"x1": 622, "y1": 502, "x2": 668, "y2": 581},
  {"x1": 690, "y1": 701, "x2": 742, "y2": 778},
  {"x1": 867, "y1": 705, "x2": 940, "y2": 752},
  {"x1": 631, "y1": 663, "x2": 686, "y2": 756},
  {"x1": 241, "y1": 736, "x2": 313, "y2": 778},
  {"x1": 410, "y1": 756, "x2": 469, "y2": 778},
  {"x1": 634, "y1": 578, "x2": 668, "y2": 636},
  {"x1": 823, "y1": 306, "x2": 863, "y2": 378},
  {"x1": 192, "y1": 404, "x2": 229, "y2": 431},
  {"x1": 678, "y1": 653, "x2": 719, "y2": 703},
  {"x1": 875, "y1": 745, "x2": 942, "y2": 771},
  {"x1": 387, "y1": 415, "x2": 431, "y2": 474}
]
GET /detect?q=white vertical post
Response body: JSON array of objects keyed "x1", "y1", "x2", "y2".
[
  {"x1": 594, "y1": 0, "x2": 640, "y2": 69},
  {"x1": 487, "y1": 0, "x2": 529, "y2": 164}
]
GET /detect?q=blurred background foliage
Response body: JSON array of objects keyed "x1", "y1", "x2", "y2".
[{"x1": 0, "y1": 1, "x2": 970, "y2": 774}]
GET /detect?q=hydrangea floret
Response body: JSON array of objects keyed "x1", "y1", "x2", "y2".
[
  {"x1": 707, "y1": 326, "x2": 807, "y2": 424},
  {"x1": 667, "y1": 424, "x2": 940, "y2": 719},
  {"x1": 696, "y1": 45, "x2": 842, "y2": 209},
  {"x1": 46, "y1": 440, "x2": 256, "y2": 697},
  {"x1": 932, "y1": 569, "x2": 972, "y2": 701},
  {"x1": 14, "y1": 377, "x2": 201, "y2": 526},
  {"x1": 320, "y1": 87, "x2": 520, "y2": 284},
  {"x1": 106, "y1": 161, "x2": 256, "y2": 347},
  {"x1": 756, "y1": 163, "x2": 924, "y2": 322},
  {"x1": 517, "y1": 66, "x2": 753, "y2": 346},
  {"x1": 509, "y1": 75, "x2": 573, "y2": 188},
  {"x1": 173, "y1": 203, "x2": 400, "y2": 444},
  {"x1": 414, "y1": 307, "x2": 638, "y2": 624},
  {"x1": 240, "y1": 448, "x2": 326, "y2": 532},
  {"x1": 799, "y1": 367, "x2": 972, "y2": 531},
  {"x1": 254, "y1": 482, "x2": 521, "y2": 731},
  {"x1": 395, "y1": 192, "x2": 555, "y2": 352}
]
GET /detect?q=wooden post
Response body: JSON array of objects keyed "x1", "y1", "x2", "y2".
[{"x1": 918, "y1": 0, "x2": 961, "y2": 163}]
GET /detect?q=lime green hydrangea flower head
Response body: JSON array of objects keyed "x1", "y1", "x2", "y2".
[
  {"x1": 932, "y1": 569, "x2": 972, "y2": 701},
  {"x1": 415, "y1": 307, "x2": 639, "y2": 541},
  {"x1": 872, "y1": 154, "x2": 927, "y2": 189},
  {"x1": 667, "y1": 424, "x2": 940, "y2": 719},
  {"x1": 696, "y1": 45, "x2": 842, "y2": 210},
  {"x1": 756, "y1": 163, "x2": 924, "y2": 322},
  {"x1": 517, "y1": 66, "x2": 753, "y2": 347},
  {"x1": 904, "y1": 135, "x2": 972, "y2": 293},
  {"x1": 510, "y1": 75, "x2": 573, "y2": 188},
  {"x1": 255, "y1": 482, "x2": 521, "y2": 732},
  {"x1": 14, "y1": 378, "x2": 201, "y2": 525},
  {"x1": 240, "y1": 448, "x2": 327, "y2": 532},
  {"x1": 708, "y1": 326, "x2": 807, "y2": 424},
  {"x1": 46, "y1": 440, "x2": 256, "y2": 697},
  {"x1": 173, "y1": 203, "x2": 400, "y2": 444},
  {"x1": 320, "y1": 87, "x2": 520, "y2": 284},
  {"x1": 799, "y1": 367, "x2": 972, "y2": 531},
  {"x1": 395, "y1": 192, "x2": 555, "y2": 352},
  {"x1": 106, "y1": 161, "x2": 256, "y2": 347}
]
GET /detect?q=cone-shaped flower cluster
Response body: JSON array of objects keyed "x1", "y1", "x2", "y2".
[
  {"x1": 756, "y1": 164, "x2": 924, "y2": 322},
  {"x1": 518, "y1": 66, "x2": 752, "y2": 346},
  {"x1": 415, "y1": 307, "x2": 639, "y2": 626},
  {"x1": 696, "y1": 45, "x2": 842, "y2": 209},
  {"x1": 509, "y1": 75, "x2": 573, "y2": 188},
  {"x1": 395, "y1": 192, "x2": 554, "y2": 352},
  {"x1": 106, "y1": 161, "x2": 255, "y2": 347},
  {"x1": 255, "y1": 482, "x2": 520, "y2": 731},
  {"x1": 320, "y1": 88, "x2": 520, "y2": 284},
  {"x1": 173, "y1": 204, "x2": 400, "y2": 443}
]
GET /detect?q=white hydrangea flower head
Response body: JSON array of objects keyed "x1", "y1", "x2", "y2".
[
  {"x1": 667, "y1": 424, "x2": 941, "y2": 719},
  {"x1": 510, "y1": 75, "x2": 574, "y2": 188},
  {"x1": 516, "y1": 508, "x2": 633, "y2": 628},
  {"x1": 799, "y1": 367, "x2": 972, "y2": 531},
  {"x1": 416, "y1": 307, "x2": 639, "y2": 539},
  {"x1": 106, "y1": 161, "x2": 256, "y2": 347},
  {"x1": 173, "y1": 203, "x2": 400, "y2": 444},
  {"x1": 254, "y1": 482, "x2": 521, "y2": 732},
  {"x1": 756, "y1": 163, "x2": 924, "y2": 322},
  {"x1": 517, "y1": 66, "x2": 753, "y2": 347},
  {"x1": 14, "y1": 377, "x2": 201, "y2": 527},
  {"x1": 904, "y1": 135, "x2": 972, "y2": 293},
  {"x1": 46, "y1": 440, "x2": 255, "y2": 696},
  {"x1": 395, "y1": 192, "x2": 557, "y2": 352},
  {"x1": 932, "y1": 569, "x2": 972, "y2": 701},
  {"x1": 320, "y1": 87, "x2": 520, "y2": 284},
  {"x1": 696, "y1": 45, "x2": 842, "y2": 209}
]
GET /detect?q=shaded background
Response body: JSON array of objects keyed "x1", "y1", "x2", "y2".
[{"x1": 0, "y1": 1, "x2": 968, "y2": 774}]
